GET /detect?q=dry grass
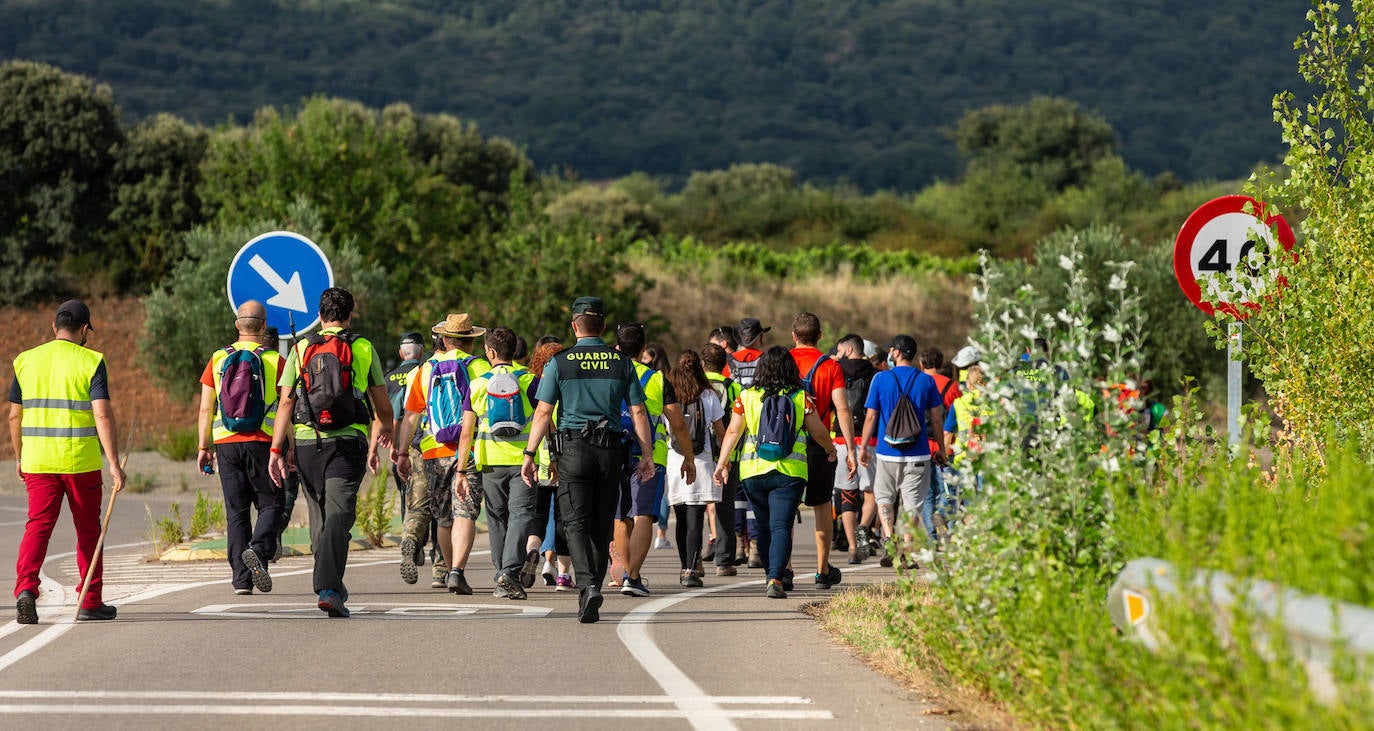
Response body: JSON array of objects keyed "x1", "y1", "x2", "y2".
[
  {"x1": 630, "y1": 254, "x2": 972, "y2": 354},
  {"x1": 809, "y1": 583, "x2": 1025, "y2": 731}
]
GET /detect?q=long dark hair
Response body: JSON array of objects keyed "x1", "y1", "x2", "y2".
[
  {"x1": 754, "y1": 346, "x2": 801, "y2": 396},
  {"x1": 667, "y1": 350, "x2": 710, "y2": 405},
  {"x1": 641, "y1": 342, "x2": 670, "y2": 372}
]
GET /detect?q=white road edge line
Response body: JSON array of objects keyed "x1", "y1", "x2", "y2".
[
  {"x1": 616, "y1": 562, "x2": 880, "y2": 731},
  {"x1": 0, "y1": 703, "x2": 831, "y2": 720},
  {"x1": 0, "y1": 690, "x2": 816, "y2": 705}
]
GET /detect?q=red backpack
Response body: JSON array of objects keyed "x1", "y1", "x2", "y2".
[{"x1": 293, "y1": 332, "x2": 368, "y2": 430}]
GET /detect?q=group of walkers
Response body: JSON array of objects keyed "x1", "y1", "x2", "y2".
[{"x1": 12, "y1": 291, "x2": 985, "y2": 626}]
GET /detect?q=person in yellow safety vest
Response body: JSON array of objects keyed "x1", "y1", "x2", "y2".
[
  {"x1": 454, "y1": 326, "x2": 542, "y2": 600},
  {"x1": 195, "y1": 300, "x2": 282, "y2": 596},
  {"x1": 713, "y1": 346, "x2": 839, "y2": 600},
  {"x1": 393, "y1": 313, "x2": 489, "y2": 595},
  {"x1": 701, "y1": 343, "x2": 743, "y2": 576},
  {"x1": 611, "y1": 322, "x2": 695, "y2": 599},
  {"x1": 10, "y1": 300, "x2": 126, "y2": 624}
]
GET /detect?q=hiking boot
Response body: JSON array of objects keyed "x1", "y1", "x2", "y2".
[
  {"x1": 700, "y1": 538, "x2": 716, "y2": 562},
  {"x1": 432, "y1": 560, "x2": 449, "y2": 589},
  {"x1": 620, "y1": 576, "x2": 651, "y2": 597},
  {"x1": 242, "y1": 548, "x2": 272, "y2": 593},
  {"x1": 747, "y1": 544, "x2": 763, "y2": 569},
  {"x1": 680, "y1": 570, "x2": 703, "y2": 588},
  {"x1": 447, "y1": 569, "x2": 472, "y2": 596},
  {"x1": 77, "y1": 604, "x2": 118, "y2": 621},
  {"x1": 519, "y1": 549, "x2": 540, "y2": 589},
  {"x1": 847, "y1": 552, "x2": 863, "y2": 565},
  {"x1": 715, "y1": 564, "x2": 737, "y2": 577},
  {"x1": 734, "y1": 533, "x2": 748, "y2": 565},
  {"x1": 399, "y1": 537, "x2": 419, "y2": 585},
  {"x1": 693, "y1": 555, "x2": 705, "y2": 579},
  {"x1": 765, "y1": 579, "x2": 787, "y2": 599},
  {"x1": 815, "y1": 564, "x2": 843, "y2": 589},
  {"x1": 16, "y1": 590, "x2": 37, "y2": 625},
  {"x1": 579, "y1": 586, "x2": 604, "y2": 624},
  {"x1": 316, "y1": 590, "x2": 348, "y2": 618},
  {"x1": 496, "y1": 572, "x2": 528, "y2": 600},
  {"x1": 780, "y1": 568, "x2": 794, "y2": 592}
]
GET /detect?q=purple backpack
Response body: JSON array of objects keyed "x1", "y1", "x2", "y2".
[{"x1": 219, "y1": 346, "x2": 268, "y2": 433}]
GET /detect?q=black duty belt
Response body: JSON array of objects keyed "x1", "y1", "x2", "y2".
[{"x1": 555, "y1": 420, "x2": 624, "y2": 449}]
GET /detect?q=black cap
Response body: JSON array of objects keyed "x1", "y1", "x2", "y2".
[
  {"x1": 886, "y1": 334, "x2": 918, "y2": 359},
  {"x1": 55, "y1": 300, "x2": 93, "y2": 332},
  {"x1": 400, "y1": 331, "x2": 425, "y2": 347},
  {"x1": 571, "y1": 296, "x2": 604, "y2": 317},
  {"x1": 738, "y1": 317, "x2": 770, "y2": 346}
]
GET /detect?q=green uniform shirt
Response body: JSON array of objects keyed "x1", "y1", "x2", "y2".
[{"x1": 535, "y1": 336, "x2": 645, "y2": 431}]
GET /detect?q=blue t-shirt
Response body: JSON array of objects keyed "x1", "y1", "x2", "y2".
[{"x1": 864, "y1": 365, "x2": 943, "y2": 461}]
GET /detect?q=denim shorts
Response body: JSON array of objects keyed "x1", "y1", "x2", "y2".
[{"x1": 618, "y1": 463, "x2": 666, "y2": 520}]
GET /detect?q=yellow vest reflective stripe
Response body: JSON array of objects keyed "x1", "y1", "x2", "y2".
[
  {"x1": 471, "y1": 365, "x2": 536, "y2": 468},
  {"x1": 15, "y1": 340, "x2": 104, "y2": 474},
  {"x1": 951, "y1": 390, "x2": 983, "y2": 467},
  {"x1": 634, "y1": 362, "x2": 670, "y2": 465},
  {"x1": 209, "y1": 341, "x2": 280, "y2": 442},
  {"x1": 737, "y1": 388, "x2": 808, "y2": 481}
]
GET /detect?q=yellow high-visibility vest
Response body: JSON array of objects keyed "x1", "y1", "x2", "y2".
[
  {"x1": 471, "y1": 364, "x2": 536, "y2": 469},
  {"x1": 209, "y1": 341, "x2": 280, "y2": 443},
  {"x1": 14, "y1": 340, "x2": 105, "y2": 474},
  {"x1": 634, "y1": 361, "x2": 670, "y2": 465},
  {"x1": 737, "y1": 387, "x2": 809, "y2": 481}
]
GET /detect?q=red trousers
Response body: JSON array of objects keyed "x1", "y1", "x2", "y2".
[{"x1": 14, "y1": 470, "x2": 104, "y2": 609}]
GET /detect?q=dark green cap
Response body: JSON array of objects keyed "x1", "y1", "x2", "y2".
[{"x1": 571, "y1": 296, "x2": 604, "y2": 316}]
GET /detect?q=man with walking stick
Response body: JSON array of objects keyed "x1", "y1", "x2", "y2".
[{"x1": 9, "y1": 300, "x2": 126, "y2": 624}]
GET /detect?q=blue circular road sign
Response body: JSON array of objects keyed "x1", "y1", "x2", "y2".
[{"x1": 226, "y1": 232, "x2": 334, "y2": 336}]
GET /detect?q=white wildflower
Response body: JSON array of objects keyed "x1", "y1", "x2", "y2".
[
  {"x1": 1056, "y1": 309, "x2": 1073, "y2": 324},
  {"x1": 1108, "y1": 274, "x2": 1127, "y2": 291},
  {"x1": 1102, "y1": 324, "x2": 1121, "y2": 343},
  {"x1": 1076, "y1": 342, "x2": 1092, "y2": 359},
  {"x1": 1018, "y1": 326, "x2": 1038, "y2": 340},
  {"x1": 1058, "y1": 255, "x2": 1075, "y2": 271},
  {"x1": 971, "y1": 286, "x2": 987, "y2": 303}
]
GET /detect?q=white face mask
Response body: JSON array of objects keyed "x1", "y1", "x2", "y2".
[{"x1": 886, "y1": 351, "x2": 898, "y2": 370}]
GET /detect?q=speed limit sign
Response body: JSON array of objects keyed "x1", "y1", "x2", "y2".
[{"x1": 1173, "y1": 195, "x2": 1295, "y2": 317}]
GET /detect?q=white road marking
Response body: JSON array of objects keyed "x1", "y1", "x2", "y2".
[
  {"x1": 0, "y1": 703, "x2": 831, "y2": 720},
  {"x1": 616, "y1": 564, "x2": 881, "y2": 730},
  {"x1": 0, "y1": 689, "x2": 817, "y2": 705},
  {"x1": 189, "y1": 601, "x2": 553, "y2": 620}
]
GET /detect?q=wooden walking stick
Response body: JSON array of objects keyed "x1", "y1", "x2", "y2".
[{"x1": 75, "y1": 416, "x2": 135, "y2": 620}]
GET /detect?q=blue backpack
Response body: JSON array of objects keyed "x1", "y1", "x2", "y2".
[
  {"x1": 755, "y1": 389, "x2": 799, "y2": 462},
  {"x1": 218, "y1": 346, "x2": 268, "y2": 433},
  {"x1": 800, "y1": 354, "x2": 830, "y2": 397},
  {"x1": 484, "y1": 368, "x2": 529, "y2": 438},
  {"x1": 427, "y1": 356, "x2": 473, "y2": 444},
  {"x1": 620, "y1": 367, "x2": 657, "y2": 452}
]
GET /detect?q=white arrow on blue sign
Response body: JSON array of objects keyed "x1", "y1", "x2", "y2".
[{"x1": 226, "y1": 231, "x2": 334, "y2": 336}]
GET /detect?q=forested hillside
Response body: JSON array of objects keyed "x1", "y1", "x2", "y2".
[{"x1": 0, "y1": 0, "x2": 1306, "y2": 189}]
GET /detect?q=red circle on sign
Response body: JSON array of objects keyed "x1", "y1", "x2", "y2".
[{"x1": 1173, "y1": 195, "x2": 1295, "y2": 317}]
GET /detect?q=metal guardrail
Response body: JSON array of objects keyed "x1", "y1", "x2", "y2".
[{"x1": 1108, "y1": 557, "x2": 1374, "y2": 702}]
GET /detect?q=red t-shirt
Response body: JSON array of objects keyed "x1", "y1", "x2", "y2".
[
  {"x1": 926, "y1": 371, "x2": 960, "y2": 454},
  {"x1": 201, "y1": 358, "x2": 270, "y2": 444},
  {"x1": 790, "y1": 346, "x2": 846, "y2": 430}
]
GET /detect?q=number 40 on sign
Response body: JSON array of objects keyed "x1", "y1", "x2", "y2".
[{"x1": 1172, "y1": 195, "x2": 1295, "y2": 317}]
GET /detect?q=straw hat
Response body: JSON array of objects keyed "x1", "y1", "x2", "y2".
[{"x1": 431, "y1": 313, "x2": 487, "y2": 338}]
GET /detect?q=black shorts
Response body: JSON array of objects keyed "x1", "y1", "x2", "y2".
[
  {"x1": 804, "y1": 438, "x2": 838, "y2": 507},
  {"x1": 836, "y1": 488, "x2": 862, "y2": 514}
]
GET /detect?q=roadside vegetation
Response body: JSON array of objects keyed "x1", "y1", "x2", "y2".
[{"x1": 871, "y1": 5, "x2": 1374, "y2": 727}]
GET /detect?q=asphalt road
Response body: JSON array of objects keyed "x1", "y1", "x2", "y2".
[{"x1": 0, "y1": 491, "x2": 951, "y2": 730}]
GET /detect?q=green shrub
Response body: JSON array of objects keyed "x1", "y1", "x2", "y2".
[
  {"x1": 187, "y1": 490, "x2": 225, "y2": 540},
  {"x1": 356, "y1": 471, "x2": 394, "y2": 548},
  {"x1": 156, "y1": 426, "x2": 199, "y2": 462},
  {"x1": 125, "y1": 473, "x2": 157, "y2": 494}
]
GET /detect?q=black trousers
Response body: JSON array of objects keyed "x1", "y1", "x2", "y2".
[
  {"x1": 295, "y1": 436, "x2": 367, "y2": 596},
  {"x1": 217, "y1": 441, "x2": 282, "y2": 590},
  {"x1": 555, "y1": 436, "x2": 625, "y2": 593},
  {"x1": 713, "y1": 462, "x2": 739, "y2": 566}
]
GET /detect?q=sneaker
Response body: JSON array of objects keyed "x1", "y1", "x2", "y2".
[
  {"x1": 541, "y1": 559, "x2": 556, "y2": 587},
  {"x1": 700, "y1": 538, "x2": 716, "y2": 562},
  {"x1": 519, "y1": 549, "x2": 540, "y2": 589},
  {"x1": 15, "y1": 590, "x2": 37, "y2": 625},
  {"x1": 747, "y1": 544, "x2": 764, "y2": 569},
  {"x1": 242, "y1": 548, "x2": 273, "y2": 593},
  {"x1": 579, "y1": 586, "x2": 604, "y2": 624},
  {"x1": 680, "y1": 570, "x2": 703, "y2": 588},
  {"x1": 879, "y1": 553, "x2": 894, "y2": 568},
  {"x1": 847, "y1": 552, "x2": 863, "y2": 565},
  {"x1": 399, "y1": 537, "x2": 419, "y2": 585},
  {"x1": 620, "y1": 576, "x2": 651, "y2": 597},
  {"x1": 715, "y1": 564, "x2": 737, "y2": 577},
  {"x1": 496, "y1": 572, "x2": 528, "y2": 600},
  {"x1": 815, "y1": 564, "x2": 843, "y2": 589},
  {"x1": 316, "y1": 590, "x2": 348, "y2": 618},
  {"x1": 693, "y1": 555, "x2": 705, "y2": 579},
  {"x1": 234, "y1": 587, "x2": 253, "y2": 596},
  {"x1": 446, "y1": 569, "x2": 473, "y2": 596},
  {"x1": 77, "y1": 604, "x2": 118, "y2": 621},
  {"x1": 765, "y1": 579, "x2": 787, "y2": 599},
  {"x1": 654, "y1": 536, "x2": 673, "y2": 550},
  {"x1": 780, "y1": 568, "x2": 794, "y2": 592},
  {"x1": 555, "y1": 574, "x2": 575, "y2": 591}
]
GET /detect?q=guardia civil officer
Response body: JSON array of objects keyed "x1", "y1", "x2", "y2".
[{"x1": 521, "y1": 296, "x2": 656, "y2": 624}]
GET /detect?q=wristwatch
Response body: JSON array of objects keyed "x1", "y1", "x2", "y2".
[{"x1": 522, "y1": 449, "x2": 537, "y2": 458}]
